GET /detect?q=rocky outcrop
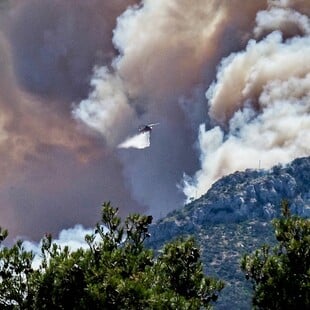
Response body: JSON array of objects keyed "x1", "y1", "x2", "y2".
[
  {"x1": 149, "y1": 156, "x2": 310, "y2": 247},
  {"x1": 184, "y1": 156, "x2": 310, "y2": 225}
]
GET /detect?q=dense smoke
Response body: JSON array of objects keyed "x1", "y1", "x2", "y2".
[
  {"x1": 184, "y1": 2, "x2": 310, "y2": 199},
  {"x1": 0, "y1": 0, "x2": 141, "y2": 240},
  {"x1": 73, "y1": 0, "x2": 266, "y2": 218},
  {"x1": 0, "y1": 0, "x2": 309, "y2": 240}
]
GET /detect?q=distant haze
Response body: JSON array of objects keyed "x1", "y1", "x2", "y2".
[{"x1": 0, "y1": 0, "x2": 309, "y2": 240}]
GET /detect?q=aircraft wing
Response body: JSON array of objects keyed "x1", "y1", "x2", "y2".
[{"x1": 148, "y1": 123, "x2": 160, "y2": 127}]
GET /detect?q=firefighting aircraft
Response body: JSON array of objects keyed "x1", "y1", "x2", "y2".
[{"x1": 138, "y1": 123, "x2": 160, "y2": 133}]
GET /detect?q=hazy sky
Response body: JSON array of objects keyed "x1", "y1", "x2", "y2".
[{"x1": 0, "y1": 0, "x2": 309, "y2": 241}]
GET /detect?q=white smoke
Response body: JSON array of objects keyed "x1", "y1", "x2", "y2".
[
  {"x1": 183, "y1": 29, "x2": 310, "y2": 200},
  {"x1": 72, "y1": 66, "x2": 135, "y2": 146},
  {"x1": 118, "y1": 132, "x2": 151, "y2": 149},
  {"x1": 72, "y1": 0, "x2": 229, "y2": 146},
  {"x1": 254, "y1": 7, "x2": 310, "y2": 37},
  {"x1": 71, "y1": 0, "x2": 235, "y2": 217},
  {"x1": 22, "y1": 225, "x2": 95, "y2": 269}
]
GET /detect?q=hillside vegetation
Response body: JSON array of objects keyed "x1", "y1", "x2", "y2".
[{"x1": 148, "y1": 156, "x2": 310, "y2": 309}]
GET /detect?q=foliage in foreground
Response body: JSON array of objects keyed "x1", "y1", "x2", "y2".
[
  {"x1": 241, "y1": 201, "x2": 310, "y2": 309},
  {"x1": 0, "y1": 202, "x2": 224, "y2": 309}
]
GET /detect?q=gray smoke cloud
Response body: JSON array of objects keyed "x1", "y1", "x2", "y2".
[
  {"x1": 6, "y1": 0, "x2": 137, "y2": 104},
  {"x1": 0, "y1": 0, "x2": 142, "y2": 241},
  {"x1": 0, "y1": 0, "x2": 309, "y2": 240}
]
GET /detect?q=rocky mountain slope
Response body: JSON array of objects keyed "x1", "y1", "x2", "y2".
[{"x1": 148, "y1": 156, "x2": 310, "y2": 309}]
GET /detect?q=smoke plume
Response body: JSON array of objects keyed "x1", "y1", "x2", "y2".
[
  {"x1": 73, "y1": 0, "x2": 267, "y2": 218},
  {"x1": 0, "y1": 0, "x2": 309, "y2": 240},
  {"x1": 184, "y1": 3, "x2": 310, "y2": 199}
]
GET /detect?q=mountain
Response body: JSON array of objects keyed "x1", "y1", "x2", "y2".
[{"x1": 147, "y1": 156, "x2": 310, "y2": 309}]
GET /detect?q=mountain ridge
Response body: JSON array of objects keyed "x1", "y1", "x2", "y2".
[
  {"x1": 186, "y1": 156, "x2": 309, "y2": 223},
  {"x1": 148, "y1": 156, "x2": 310, "y2": 309}
]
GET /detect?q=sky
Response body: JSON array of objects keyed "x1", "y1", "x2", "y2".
[{"x1": 0, "y1": 0, "x2": 309, "y2": 243}]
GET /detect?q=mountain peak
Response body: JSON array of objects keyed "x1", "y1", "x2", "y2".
[{"x1": 180, "y1": 156, "x2": 310, "y2": 225}]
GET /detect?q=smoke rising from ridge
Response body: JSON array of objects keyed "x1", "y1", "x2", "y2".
[
  {"x1": 0, "y1": 0, "x2": 309, "y2": 240},
  {"x1": 184, "y1": 3, "x2": 310, "y2": 199},
  {"x1": 75, "y1": 0, "x2": 309, "y2": 209}
]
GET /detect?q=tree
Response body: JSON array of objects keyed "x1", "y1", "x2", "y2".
[
  {"x1": 0, "y1": 202, "x2": 224, "y2": 309},
  {"x1": 153, "y1": 237, "x2": 224, "y2": 309},
  {"x1": 0, "y1": 228, "x2": 38, "y2": 309},
  {"x1": 241, "y1": 201, "x2": 310, "y2": 309}
]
